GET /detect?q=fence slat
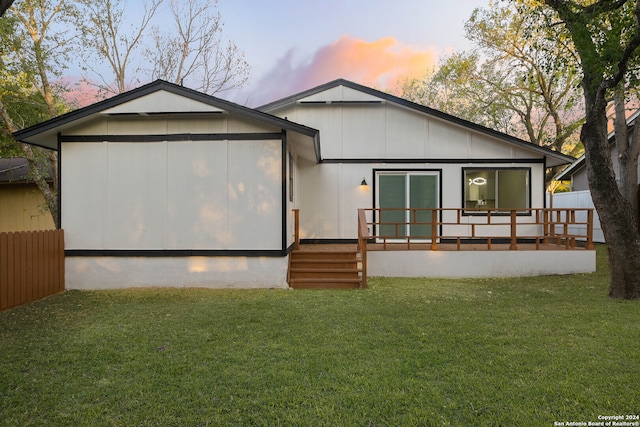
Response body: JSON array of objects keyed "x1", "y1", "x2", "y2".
[
  {"x1": 0, "y1": 229, "x2": 65, "y2": 311},
  {"x1": 21, "y1": 232, "x2": 29, "y2": 305},
  {"x1": 0, "y1": 233, "x2": 8, "y2": 310},
  {"x1": 7, "y1": 233, "x2": 16, "y2": 308}
]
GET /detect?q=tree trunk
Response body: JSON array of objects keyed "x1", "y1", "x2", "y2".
[
  {"x1": 19, "y1": 144, "x2": 59, "y2": 229},
  {"x1": 613, "y1": 88, "x2": 640, "y2": 224},
  {"x1": 544, "y1": 0, "x2": 640, "y2": 299},
  {"x1": 583, "y1": 97, "x2": 640, "y2": 298}
]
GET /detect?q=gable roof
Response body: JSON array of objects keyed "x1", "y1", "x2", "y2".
[
  {"x1": 13, "y1": 80, "x2": 320, "y2": 153},
  {"x1": 259, "y1": 79, "x2": 575, "y2": 167}
]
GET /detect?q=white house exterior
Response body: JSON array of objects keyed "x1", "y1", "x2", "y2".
[
  {"x1": 14, "y1": 79, "x2": 593, "y2": 289},
  {"x1": 260, "y1": 80, "x2": 574, "y2": 243},
  {"x1": 14, "y1": 81, "x2": 318, "y2": 289}
]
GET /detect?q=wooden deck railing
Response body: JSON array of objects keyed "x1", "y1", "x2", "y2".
[
  {"x1": 292, "y1": 208, "x2": 594, "y2": 289},
  {"x1": 358, "y1": 207, "x2": 595, "y2": 251}
]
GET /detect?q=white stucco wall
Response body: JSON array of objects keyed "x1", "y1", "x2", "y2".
[
  {"x1": 65, "y1": 256, "x2": 289, "y2": 289},
  {"x1": 368, "y1": 249, "x2": 596, "y2": 278}
]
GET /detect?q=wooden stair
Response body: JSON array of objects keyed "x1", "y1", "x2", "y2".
[{"x1": 288, "y1": 248, "x2": 363, "y2": 289}]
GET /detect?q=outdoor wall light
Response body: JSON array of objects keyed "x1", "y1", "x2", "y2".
[{"x1": 360, "y1": 177, "x2": 368, "y2": 186}]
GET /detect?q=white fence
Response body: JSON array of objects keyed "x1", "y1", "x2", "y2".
[{"x1": 547, "y1": 191, "x2": 604, "y2": 243}]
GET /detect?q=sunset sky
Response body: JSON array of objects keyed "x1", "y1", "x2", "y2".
[
  {"x1": 216, "y1": 0, "x2": 491, "y2": 106},
  {"x1": 64, "y1": 0, "x2": 491, "y2": 107}
]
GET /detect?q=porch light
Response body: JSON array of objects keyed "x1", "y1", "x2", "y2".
[{"x1": 361, "y1": 177, "x2": 368, "y2": 186}]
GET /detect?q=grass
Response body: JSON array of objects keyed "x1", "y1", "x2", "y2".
[{"x1": 1, "y1": 245, "x2": 638, "y2": 426}]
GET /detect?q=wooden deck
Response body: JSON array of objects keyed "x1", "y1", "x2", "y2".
[
  {"x1": 289, "y1": 207, "x2": 596, "y2": 288},
  {"x1": 297, "y1": 241, "x2": 591, "y2": 252}
]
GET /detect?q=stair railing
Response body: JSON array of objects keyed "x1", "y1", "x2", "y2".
[
  {"x1": 293, "y1": 209, "x2": 300, "y2": 250},
  {"x1": 357, "y1": 209, "x2": 369, "y2": 289}
]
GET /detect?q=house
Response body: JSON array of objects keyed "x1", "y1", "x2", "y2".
[
  {"x1": 0, "y1": 157, "x2": 55, "y2": 232},
  {"x1": 13, "y1": 79, "x2": 595, "y2": 290}
]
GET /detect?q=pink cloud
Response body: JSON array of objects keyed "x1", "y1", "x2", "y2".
[
  {"x1": 58, "y1": 77, "x2": 103, "y2": 109},
  {"x1": 244, "y1": 35, "x2": 438, "y2": 107}
]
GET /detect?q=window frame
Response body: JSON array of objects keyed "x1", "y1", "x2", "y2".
[
  {"x1": 461, "y1": 167, "x2": 532, "y2": 216},
  {"x1": 374, "y1": 169, "x2": 442, "y2": 240}
]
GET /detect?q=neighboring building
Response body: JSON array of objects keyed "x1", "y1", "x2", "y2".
[
  {"x1": 0, "y1": 158, "x2": 55, "y2": 232},
  {"x1": 13, "y1": 79, "x2": 592, "y2": 289}
]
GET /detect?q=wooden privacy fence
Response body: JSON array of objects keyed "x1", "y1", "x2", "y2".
[{"x1": 0, "y1": 229, "x2": 65, "y2": 311}]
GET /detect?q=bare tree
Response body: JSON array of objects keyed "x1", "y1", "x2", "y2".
[
  {"x1": 144, "y1": 0, "x2": 249, "y2": 95},
  {"x1": 77, "y1": 0, "x2": 162, "y2": 96}
]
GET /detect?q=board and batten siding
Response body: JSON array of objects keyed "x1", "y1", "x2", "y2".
[
  {"x1": 275, "y1": 93, "x2": 532, "y2": 161},
  {"x1": 296, "y1": 161, "x2": 545, "y2": 240},
  {"x1": 276, "y1": 91, "x2": 547, "y2": 241},
  {"x1": 62, "y1": 139, "x2": 283, "y2": 251}
]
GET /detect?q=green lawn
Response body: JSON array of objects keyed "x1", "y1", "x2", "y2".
[{"x1": 1, "y1": 245, "x2": 638, "y2": 426}]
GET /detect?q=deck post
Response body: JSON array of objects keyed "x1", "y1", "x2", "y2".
[
  {"x1": 357, "y1": 209, "x2": 368, "y2": 289},
  {"x1": 564, "y1": 209, "x2": 570, "y2": 249},
  {"x1": 293, "y1": 209, "x2": 300, "y2": 250},
  {"x1": 431, "y1": 209, "x2": 438, "y2": 250},
  {"x1": 586, "y1": 209, "x2": 595, "y2": 250},
  {"x1": 510, "y1": 210, "x2": 517, "y2": 250},
  {"x1": 542, "y1": 209, "x2": 550, "y2": 244}
]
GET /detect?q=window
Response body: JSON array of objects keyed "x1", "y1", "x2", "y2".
[{"x1": 463, "y1": 168, "x2": 530, "y2": 212}]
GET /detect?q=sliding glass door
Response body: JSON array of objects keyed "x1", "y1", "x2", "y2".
[{"x1": 378, "y1": 172, "x2": 439, "y2": 240}]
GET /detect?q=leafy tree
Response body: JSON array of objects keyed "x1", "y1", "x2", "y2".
[
  {"x1": 466, "y1": 3, "x2": 584, "y2": 153},
  {"x1": 401, "y1": 1, "x2": 584, "y2": 158},
  {"x1": 537, "y1": 0, "x2": 640, "y2": 298},
  {"x1": 1, "y1": 0, "x2": 78, "y2": 227},
  {"x1": 400, "y1": 52, "x2": 515, "y2": 135}
]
